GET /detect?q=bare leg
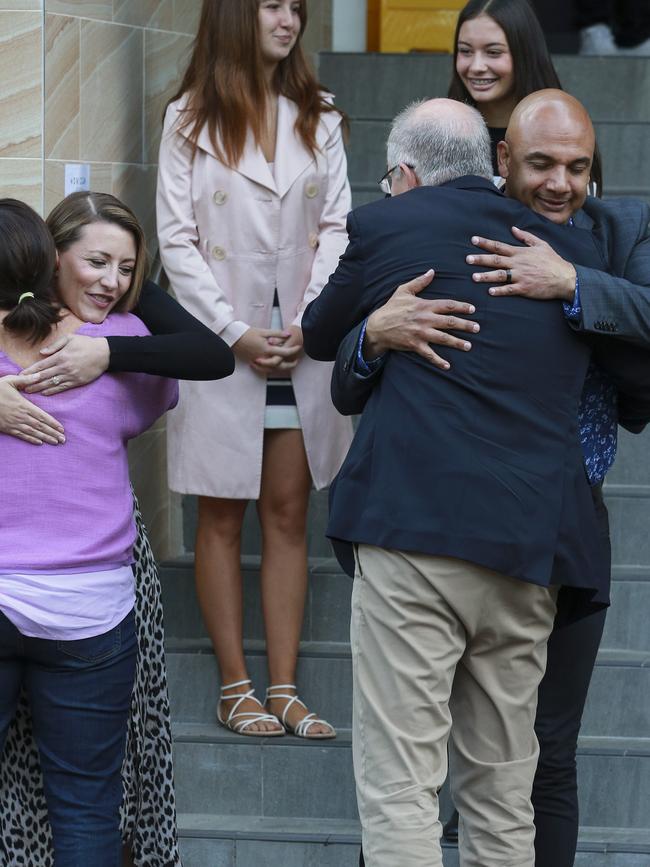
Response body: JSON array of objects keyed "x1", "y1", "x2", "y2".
[
  {"x1": 258, "y1": 429, "x2": 331, "y2": 735},
  {"x1": 195, "y1": 495, "x2": 282, "y2": 734}
]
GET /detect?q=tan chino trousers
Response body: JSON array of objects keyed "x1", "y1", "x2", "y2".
[{"x1": 351, "y1": 545, "x2": 557, "y2": 867}]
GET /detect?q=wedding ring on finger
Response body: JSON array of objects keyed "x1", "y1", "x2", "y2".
[
  {"x1": 50, "y1": 375, "x2": 61, "y2": 387},
  {"x1": 505, "y1": 269, "x2": 513, "y2": 285}
]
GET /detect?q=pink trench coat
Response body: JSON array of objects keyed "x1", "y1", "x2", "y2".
[{"x1": 157, "y1": 96, "x2": 354, "y2": 498}]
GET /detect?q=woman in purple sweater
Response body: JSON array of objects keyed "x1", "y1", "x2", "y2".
[
  {"x1": 0, "y1": 197, "x2": 178, "y2": 866},
  {"x1": 0, "y1": 192, "x2": 234, "y2": 867}
]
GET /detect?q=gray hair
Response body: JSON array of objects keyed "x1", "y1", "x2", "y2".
[{"x1": 386, "y1": 99, "x2": 494, "y2": 186}]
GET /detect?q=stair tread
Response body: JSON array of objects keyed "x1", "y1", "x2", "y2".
[
  {"x1": 166, "y1": 638, "x2": 350, "y2": 657},
  {"x1": 176, "y1": 814, "x2": 650, "y2": 851},
  {"x1": 161, "y1": 554, "x2": 342, "y2": 575},
  {"x1": 166, "y1": 637, "x2": 650, "y2": 667},
  {"x1": 173, "y1": 722, "x2": 352, "y2": 748},
  {"x1": 161, "y1": 557, "x2": 650, "y2": 582},
  {"x1": 172, "y1": 722, "x2": 650, "y2": 757}
]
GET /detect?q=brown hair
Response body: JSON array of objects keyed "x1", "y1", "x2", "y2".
[
  {"x1": 167, "y1": 0, "x2": 346, "y2": 167},
  {"x1": 0, "y1": 199, "x2": 60, "y2": 345},
  {"x1": 46, "y1": 191, "x2": 148, "y2": 312},
  {"x1": 447, "y1": 0, "x2": 603, "y2": 194}
]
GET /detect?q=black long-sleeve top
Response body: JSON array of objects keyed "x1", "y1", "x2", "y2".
[{"x1": 106, "y1": 280, "x2": 235, "y2": 380}]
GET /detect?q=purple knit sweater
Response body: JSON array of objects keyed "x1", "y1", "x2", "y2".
[{"x1": 0, "y1": 313, "x2": 178, "y2": 573}]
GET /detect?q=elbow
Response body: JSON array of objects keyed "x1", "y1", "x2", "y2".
[
  {"x1": 213, "y1": 345, "x2": 236, "y2": 379},
  {"x1": 302, "y1": 327, "x2": 336, "y2": 362}
]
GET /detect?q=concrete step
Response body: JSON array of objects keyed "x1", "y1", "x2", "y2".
[
  {"x1": 161, "y1": 557, "x2": 351, "y2": 644},
  {"x1": 319, "y1": 53, "x2": 650, "y2": 125},
  {"x1": 606, "y1": 491, "x2": 650, "y2": 567},
  {"x1": 161, "y1": 558, "x2": 650, "y2": 652},
  {"x1": 607, "y1": 429, "x2": 650, "y2": 486},
  {"x1": 583, "y1": 650, "x2": 650, "y2": 738},
  {"x1": 166, "y1": 639, "x2": 650, "y2": 737},
  {"x1": 180, "y1": 483, "x2": 650, "y2": 567},
  {"x1": 345, "y1": 118, "x2": 650, "y2": 192},
  {"x1": 171, "y1": 723, "x2": 650, "y2": 830},
  {"x1": 177, "y1": 814, "x2": 650, "y2": 867},
  {"x1": 166, "y1": 640, "x2": 352, "y2": 730}
]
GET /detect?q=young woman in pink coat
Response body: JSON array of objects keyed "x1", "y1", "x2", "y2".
[{"x1": 157, "y1": 0, "x2": 353, "y2": 737}]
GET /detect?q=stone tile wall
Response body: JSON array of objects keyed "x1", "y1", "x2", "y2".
[
  {"x1": 0, "y1": 1, "x2": 43, "y2": 209},
  {"x1": 0, "y1": 0, "x2": 334, "y2": 558}
]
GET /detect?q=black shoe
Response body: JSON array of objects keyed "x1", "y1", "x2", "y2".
[{"x1": 442, "y1": 808, "x2": 459, "y2": 843}]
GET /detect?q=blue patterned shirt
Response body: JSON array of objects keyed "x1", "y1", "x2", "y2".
[{"x1": 564, "y1": 281, "x2": 618, "y2": 484}]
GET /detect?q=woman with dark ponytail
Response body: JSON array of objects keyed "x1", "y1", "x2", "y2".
[
  {"x1": 0, "y1": 197, "x2": 178, "y2": 867},
  {"x1": 0, "y1": 200, "x2": 60, "y2": 342}
]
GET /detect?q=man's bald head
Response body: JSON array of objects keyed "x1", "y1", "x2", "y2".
[
  {"x1": 386, "y1": 97, "x2": 494, "y2": 193},
  {"x1": 498, "y1": 89, "x2": 595, "y2": 224}
]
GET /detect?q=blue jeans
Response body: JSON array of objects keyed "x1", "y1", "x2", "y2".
[{"x1": 0, "y1": 608, "x2": 137, "y2": 867}]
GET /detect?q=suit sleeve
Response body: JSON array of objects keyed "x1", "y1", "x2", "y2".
[
  {"x1": 293, "y1": 120, "x2": 352, "y2": 327},
  {"x1": 330, "y1": 322, "x2": 386, "y2": 416},
  {"x1": 302, "y1": 210, "x2": 370, "y2": 361},
  {"x1": 107, "y1": 280, "x2": 235, "y2": 380},
  {"x1": 156, "y1": 105, "x2": 249, "y2": 347},
  {"x1": 573, "y1": 205, "x2": 650, "y2": 346}
]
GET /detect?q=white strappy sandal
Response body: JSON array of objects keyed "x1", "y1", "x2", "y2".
[
  {"x1": 265, "y1": 684, "x2": 337, "y2": 740},
  {"x1": 217, "y1": 678, "x2": 285, "y2": 737}
]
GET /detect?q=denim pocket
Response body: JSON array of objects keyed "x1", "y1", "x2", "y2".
[{"x1": 56, "y1": 622, "x2": 122, "y2": 663}]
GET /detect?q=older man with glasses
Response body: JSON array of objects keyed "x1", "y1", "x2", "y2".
[
  {"x1": 316, "y1": 90, "x2": 650, "y2": 867},
  {"x1": 299, "y1": 95, "x2": 626, "y2": 867}
]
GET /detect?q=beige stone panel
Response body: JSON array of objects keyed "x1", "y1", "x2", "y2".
[
  {"x1": 113, "y1": 0, "x2": 173, "y2": 30},
  {"x1": 145, "y1": 29, "x2": 191, "y2": 164},
  {"x1": 0, "y1": 158, "x2": 42, "y2": 211},
  {"x1": 45, "y1": 14, "x2": 80, "y2": 160},
  {"x1": 304, "y1": 0, "x2": 332, "y2": 57},
  {"x1": 0, "y1": 12, "x2": 42, "y2": 158},
  {"x1": 46, "y1": 0, "x2": 112, "y2": 21},
  {"x1": 128, "y1": 424, "x2": 180, "y2": 561},
  {"x1": 172, "y1": 0, "x2": 201, "y2": 36},
  {"x1": 80, "y1": 21, "x2": 143, "y2": 163},
  {"x1": 112, "y1": 162, "x2": 158, "y2": 254},
  {"x1": 0, "y1": 1, "x2": 42, "y2": 9},
  {"x1": 44, "y1": 159, "x2": 112, "y2": 214}
]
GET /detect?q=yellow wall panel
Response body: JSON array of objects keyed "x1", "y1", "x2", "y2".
[
  {"x1": 367, "y1": 0, "x2": 381, "y2": 51},
  {"x1": 377, "y1": 0, "x2": 464, "y2": 53}
]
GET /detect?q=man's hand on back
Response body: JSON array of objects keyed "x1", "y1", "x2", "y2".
[
  {"x1": 365, "y1": 270, "x2": 480, "y2": 370},
  {"x1": 467, "y1": 226, "x2": 577, "y2": 301}
]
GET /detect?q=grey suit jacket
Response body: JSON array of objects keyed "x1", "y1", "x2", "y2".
[
  {"x1": 332, "y1": 196, "x2": 650, "y2": 427},
  {"x1": 573, "y1": 196, "x2": 650, "y2": 344}
]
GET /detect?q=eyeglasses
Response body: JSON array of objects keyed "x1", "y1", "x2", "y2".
[{"x1": 378, "y1": 163, "x2": 415, "y2": 196}]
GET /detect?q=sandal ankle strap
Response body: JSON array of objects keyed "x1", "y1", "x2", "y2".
[{"x1": 220, "y1": 678, "x2": 252, "y2": 693}]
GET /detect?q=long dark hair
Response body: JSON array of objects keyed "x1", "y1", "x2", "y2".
[
  {"x1": 168, "y1": 0, "x2": 345, "y2": 168},
  {"x1": 0, "y1": 199, "x2": 59, "y2": 345},
  {"x1": 448, "y1": 0, "x2": 603, "y2": 194}
]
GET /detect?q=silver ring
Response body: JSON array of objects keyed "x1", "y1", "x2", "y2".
[
  {"x1": 50, "y1": 375, "x2": 61, "y2": 387},
  {"x1": 505, "y1": 269, "x2": 513, "y2": 285}
]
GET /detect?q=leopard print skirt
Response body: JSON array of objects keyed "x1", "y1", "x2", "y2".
[{"x1": 0, "y1": 503, "x2": 181, "y2": 867}]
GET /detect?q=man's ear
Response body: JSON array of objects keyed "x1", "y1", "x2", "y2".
[
  {"x1": 401, "y1": 163, "x2": 420, "y2": 189},
  {"x1": 496, "y1": 140, "x2": 509, "y2": 179}
]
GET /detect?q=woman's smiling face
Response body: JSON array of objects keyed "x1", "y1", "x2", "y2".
[
  {"x1": 456, "y1": 14, "x2": 515, "y2": 110},
  {"x1": 56, "y1": 221, "x2": 136, "y2": 323}
]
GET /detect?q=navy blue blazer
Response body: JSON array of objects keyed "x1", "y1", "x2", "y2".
[{"x1": 302, "y1": 177, "x2": 610, "y2": 618}]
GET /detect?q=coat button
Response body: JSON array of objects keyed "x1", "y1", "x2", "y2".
[
  {"x1": 212, "y1": 245, "x2": 226, "y2": 261},
  {"x1": 308, "y1": 232, "x2": 319, "y2": 249},
  {"x1": 213, "y1": 190, "x2": 228, "y2": 205},
  {"x1": 305, "y1": 183, "x2": 319, "y2": 199}
]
